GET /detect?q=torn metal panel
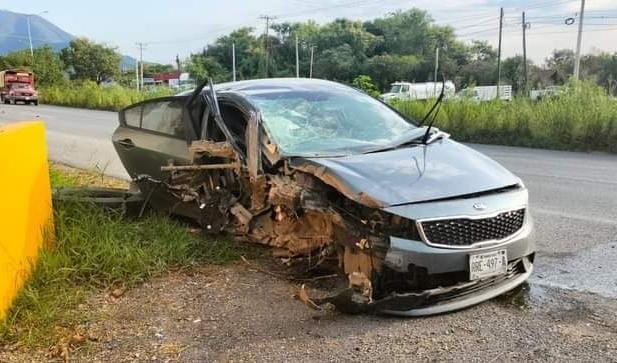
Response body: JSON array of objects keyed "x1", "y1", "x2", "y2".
[
  {"x1": 288, "y1": 160, "x2": 383, "y2": 209},
  {"x1": 189, "y1": 140, "x2": 237, "y2": 160}
]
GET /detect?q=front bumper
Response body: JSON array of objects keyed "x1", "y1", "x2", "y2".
[
  {"x1": 12, "y1": 96, "x2": 38, "y2": 102},
  {"x1": 374, "y1": 187, "x2": 535, "y2": 316},
  {"x1": 377, "y1": 256, "x2": 533, "y2": 316}
]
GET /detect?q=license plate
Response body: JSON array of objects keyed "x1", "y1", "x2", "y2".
[{"x1": 469, "y1": 249, "x2": 507, "y2": 280}]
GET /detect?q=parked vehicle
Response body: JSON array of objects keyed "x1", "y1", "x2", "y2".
[
  {"x1": 0, "y1": 70, "x2": 39, "y2": 105},
  {"x1": 456, "y1": 85, "x2": 512, "y2": 102},
  {"x1": 529, "y1": 86, "x2": 564, "y2": 101},
  {"x1": 112, "y1": 78, "x2": 534, "y2": 316},
  {"x1": 381, "y1": 81, "x2": 456, "y2": 103}
]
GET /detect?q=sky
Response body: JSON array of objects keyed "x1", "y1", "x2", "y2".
[{"x1": 2, "y1": 0, "x2": 617, "y2": 65}]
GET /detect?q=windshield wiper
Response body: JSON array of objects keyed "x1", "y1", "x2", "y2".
[{"x1": 420, "y1": 75, "x2": 446, "y2": 144}]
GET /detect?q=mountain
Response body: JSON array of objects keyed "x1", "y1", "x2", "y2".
[
  {"x1": 0, "y1": 9, "x2": 137, "y2": 68},
  {"x1": 0, "y1": 9, "x2": 72, "y2": 54}
]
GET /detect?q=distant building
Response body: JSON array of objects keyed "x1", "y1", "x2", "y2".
[
  {"x1": 152, "y1": 71, "x2": 195, "y2": 90},
  {"x1": 153, "y1": 71, "x2": 181, "y2": 86}
]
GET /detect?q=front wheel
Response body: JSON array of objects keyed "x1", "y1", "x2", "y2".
[{"x1": 33, "y1": 100, "x2": 39, "y2": 106}]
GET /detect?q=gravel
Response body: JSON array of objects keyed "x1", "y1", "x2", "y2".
[{"x1": 3, "y1": 265, "x2": 615, "y2": 362}]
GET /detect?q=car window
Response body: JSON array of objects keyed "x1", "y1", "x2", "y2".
[
  {"x1": 141, "y1": 100, "x2": 184, "y2": 137},
  {"x1": 123, "y1": 105, "x2": 142, "y2": 128},
  {"x1": 401, "y1": 85, "x2": 410, "y2": 93}
]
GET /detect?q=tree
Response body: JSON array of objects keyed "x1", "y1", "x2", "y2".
[
  {"x1": 364, "y1": 54, "x2": 420, "y2": 90},
  {"x1": 60, "y1": 38, "x2": 121, "y2": 84},
  {"x1": 314, "y1": 44, "x2": 357, "y2": 81},
  {"x1": 0, "y1": 47, "x2": 64, "y2": 86},
  {"x1": 545, "y1": 49, "x2": 574, "y2": 85},
  {"x1": 185, "y1": 53, "x2": 230, "y2": 83},
  {"x1": 352, "y1": 75, "x2": 380, "y2": 97}
]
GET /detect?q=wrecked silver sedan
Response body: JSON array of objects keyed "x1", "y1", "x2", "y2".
[{"x1": 112, "y1": 78, "x2": 535, "y2": 315}]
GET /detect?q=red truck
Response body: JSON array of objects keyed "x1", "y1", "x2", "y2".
[{"x1": 0, "y1": 70, "x2": 39, "y2": 105}]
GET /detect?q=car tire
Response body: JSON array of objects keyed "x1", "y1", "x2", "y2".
[
  {"x1": 33, "y1": 100, "x2": 39, "y2": 106},
  {"x1": 53, "y1": 187, "x2": 145, "y2": 215}
]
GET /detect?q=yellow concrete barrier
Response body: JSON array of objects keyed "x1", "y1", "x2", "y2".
[{"x1": 0, "y1": 121, "x2": 53, "y2": 321}]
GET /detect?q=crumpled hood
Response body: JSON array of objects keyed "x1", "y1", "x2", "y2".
[{"x1": 289, "y1": 139, "x2": 521, "y2": 207}]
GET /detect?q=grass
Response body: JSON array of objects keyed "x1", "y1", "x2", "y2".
[
  {"x1": 0, "y1": 166, "x2": 254, "y2": 348},
  {"x1": 392, "y1": 80, "x2": 617, "y2": 153},
  {"x1": 40, "y1": 81, "x2": 174, "y2": 111}
]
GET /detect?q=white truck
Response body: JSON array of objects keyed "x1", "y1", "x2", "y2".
[
  {"x1": 456, "y1": 85, "x2": 513, "y2": 102},
  {"x1": 529, "y1": 86, "x2": 564, "y2": 101},
  {"x1": 381, "y1": 81, "x2": 456, "y2": 103}
]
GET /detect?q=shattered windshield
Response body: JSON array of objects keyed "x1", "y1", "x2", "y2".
[{"x1": 247, "y1": 85, "x2": 420, "y2": 156}]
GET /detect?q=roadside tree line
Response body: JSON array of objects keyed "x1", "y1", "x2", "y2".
[{"x1": 1, "y1": 8, "x2": 617, "y2": 95}]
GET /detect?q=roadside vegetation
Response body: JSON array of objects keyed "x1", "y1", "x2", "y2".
[
  {"x1": 40, "y1": 81, "x2": 174, "y2": 111},
  {"x1": 0, "y1": 166, "x2": 254, "y2": 348},
  {"x1": 392, "y1": 80, "x2": 617, "y2": 153}
]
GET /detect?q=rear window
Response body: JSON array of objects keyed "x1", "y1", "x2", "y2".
[
  {"x1": 123, "y1": 105, "x2": 141, "y2": 127},
  {"x1": 140, "y1": 100, "x2": 185, "y2": 137}
]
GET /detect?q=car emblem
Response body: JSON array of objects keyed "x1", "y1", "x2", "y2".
[{"x1": 473, "y1": 203, "x2": 487, "y2": 211}]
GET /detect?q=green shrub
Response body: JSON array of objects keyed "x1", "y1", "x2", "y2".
[{"x1": 392, "y1": 80, "x2": 617, "y2": 153}]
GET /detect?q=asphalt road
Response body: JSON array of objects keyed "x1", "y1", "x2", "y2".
[
  {"x1": 0, "y1": 103, "x2": 616, "y2": 360},
  {"x1": 1, "y1": 103, "x2": 616, "y2": 299},
  {"x1": 0, "y1": 103, "x2": 128, "y2": 179}
]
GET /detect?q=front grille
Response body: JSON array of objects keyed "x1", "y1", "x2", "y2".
[{"x1": 420, "y1": 209, "x2": 525, "y2": 247}]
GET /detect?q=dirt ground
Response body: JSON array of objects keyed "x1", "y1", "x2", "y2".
[
  {"x1": 2, "y1": 165, "x2": 615, "y2": 362},
  {"x1": 2, "y1": 262, "x2": 615, "y2": 363}
]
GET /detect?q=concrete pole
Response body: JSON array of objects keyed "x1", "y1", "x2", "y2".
[
  {"x1": 522, "y1": 11, "x2": 528, "y2": 94},
  {"x1": 433, "y1": 47, "x2": 439, "y2": 95},
  {"x1": 496, "y1": 7, "x2": 504, "y2": 100},
  {"x1": 232, "y1": 42, "x2": 237, "y2": 82},
  {"x1": 573, "y1": 0, "x2": 586, "y2": 80},
  {"x1": 309, "y1": 46, "x2": 315, "y2": 79},
  {"x1": 27, "y1": 16, "x2": 34, "y2": 59},
  {"x1": 295, "y1": 35, "x2": 300, "y2": 78}
]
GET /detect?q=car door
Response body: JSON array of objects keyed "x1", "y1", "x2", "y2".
[{"x1": 113, "y1": 96, "x2": 191, "y2": 181}]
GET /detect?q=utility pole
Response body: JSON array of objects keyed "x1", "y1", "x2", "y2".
[
  {"x1": 295, "y1": 35, "x2": 300, "y2": 78},
  {"x1": 259, "y1": 15, "x2": 276, "y2": 78},
  {"x1": 309, "y1": 46, "x2": 315, "y2": 78},
  {"x1": 522, "y1": 11, "x2": 528, "y2": 95},
  {"x1": 232, "y1": 42, "x2": 237, "y2": 82},
  {"x1": 573, "y1": 0, "x2": 586, "y2": 80},
  {"x1": 176, "y1": 54, "x2": 181, "y2": 73},
  {"x1": 135, "y1": 54, "x2": 139, "y2": 90},
  {"x1": 26, "y1": 11, "x2": 48, "y2": 61},
  {"x1": 27, "y1": 16, "x2": 34, "y2": 59},
  {"x1": 136, "y1": 42, "x2": 147, "y2": 90},
  {"x1": 496, "y1": 7, "x2": 504, "y2": 100},
  {"x1": 433, "y1": 47, "x2": 439, "y2": 95}
]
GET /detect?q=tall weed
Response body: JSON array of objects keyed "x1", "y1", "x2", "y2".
[{"x1": 393, "y1": 81, "x2": 617, "y2": 153}]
